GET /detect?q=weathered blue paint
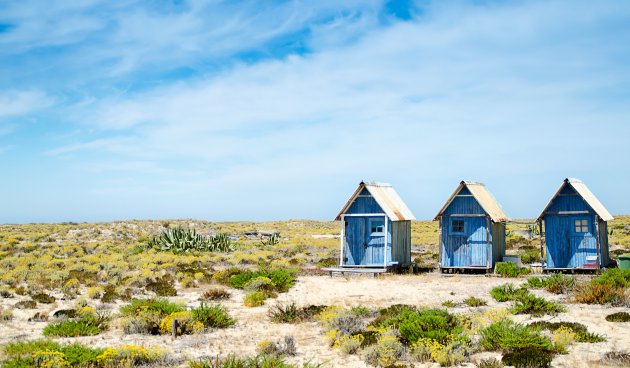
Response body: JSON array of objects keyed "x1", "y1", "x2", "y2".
[
  {"x1": 541, "y1": 183, "x2": 607, "y2": 269},
  {"x1": 337, "y1": 182, "x2": 413, "y2": 268},
  {"x1": 437, "y1": 182, "x2": 506, "y2": 270},
  {"x1": 441, "y1": 216, "x2": 489, "y2": 267},
  {"x1": 343, "y1": 215, "x2": 392, "y2": 266},
  {"x1": 346, "y1": 188, "x2": 383, "y2": 214}
]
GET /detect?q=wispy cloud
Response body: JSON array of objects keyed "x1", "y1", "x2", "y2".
[
  {"x1": 0, "y1": 90, "x2": 52, "y2": 118},
  {"x1": 1, "y1": 0, "x2": 630, "y2": 222}
]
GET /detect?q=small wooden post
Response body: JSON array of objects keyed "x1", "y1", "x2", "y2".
[{"x1": 172, "y1": 319, "x2": 178, "y2": 338}]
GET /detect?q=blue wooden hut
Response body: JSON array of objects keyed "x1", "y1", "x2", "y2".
[
  {"x1": 537, "y1": 178, "x2": 613, "y2": 270},
  {"x1": 434, "y1": 181, "x2": 509, "y2": 271},
  {"x1": 335, "y1": 181, "x2": 415, "y2": 268}
]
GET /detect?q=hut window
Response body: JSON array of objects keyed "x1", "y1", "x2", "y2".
[
  {"x1": 452, "y1": 219, "x2": 465, "y2": 233},
  {"x1": 370, "y1": 219, "x2": 385, "y2": 234},
  {"x1": 574, "y1": 219, "x2": 589, "y2": 233}
]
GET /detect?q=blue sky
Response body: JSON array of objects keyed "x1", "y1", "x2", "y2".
[{"x1": 1, "y1": 0, "x2": 629, "y2": 223}]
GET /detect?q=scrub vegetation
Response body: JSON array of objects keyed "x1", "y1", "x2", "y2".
[{"x1": 0, "y1": 217, "x2": 629, "y2": 367}]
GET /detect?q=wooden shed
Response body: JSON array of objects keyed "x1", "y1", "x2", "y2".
[
  {"x1": 435, "y1": 181, "x2": 509, "y2": 271},
  {"x1": 335, "y1": 181, "x2": 415, "y2": 268},
  {"x1": 537, "y1": 178, "x2": 613, "y2": 270}
]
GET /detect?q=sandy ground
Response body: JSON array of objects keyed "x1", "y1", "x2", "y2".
[{"x1": 1, "y1": 274, "x2": 629, "y2": 367}]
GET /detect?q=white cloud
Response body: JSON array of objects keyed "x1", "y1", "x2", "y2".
[{"x1": 0, "y1": 90, "x2": 52, "y2": 118}]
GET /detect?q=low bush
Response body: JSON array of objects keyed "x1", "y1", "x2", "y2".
[
  {"x1": 501, "y1": 347, "x2": 553, "y2": 368},
  {"x1": 59, "y1": 343, "x2": 105, "y2": 367},
  {"x1": 200, "y1": 287, "x2": 231, "y2": 301},
  {"x1": 120, "y1": 298, "x2": 186, "y2": 335},
  {"x1": 268, "y1": 303, "x2": 326, "y2": 323},
  {"x1": 573, "y1": 281, "x2": 625, "y2": 305},
  {"x1": 527, "y1": 274, "x2": 576, "y2": 294},
  {"x1": 605, "y1": 311, "x2": 630, "y2": 322},
  {"x1": 256, "y1": 336, "x2": 297, "y2": 357},
  {"x1": 229, "y1": 268, "x2": 296, "y2": 293},
  {"x1": 14, "y1": 299, "x2": 37, "y2": 309},
  {"x1": 191, "y1": 302, "x2": 236, "y2": 329},
  {"x1": 159, "y1": 311, "x2": 204, "y2": 335},
  {"x1": 464, "y1": 296, "x2": 487, "y2": 307},
  {"x1": 490, "y1": 283, "x2": 529, "y2": 302},
  {"x1": 442, "y1": 300, "x2": 456, "y2": 307},
  {"x1": 244, "y1": 291, "x2": 268, "y2": 307},
  {"x1": 189, "y1": 354, "x2": 322, "y2": 368},
  {"x1": 120, "y1": 298, "x2": 185, "y2": 316},
  {"x1": 495, "y1": 262, "x2": 530, "y2": 278},
  {"x1": 602, "y1": 351, "x2": 630, "y2": 366},
  {"x1": 96, "y1": 345, "x2": 165, "y2": 367},
  {"x1": 0, "y1": 306, "x2": 13, "y2": 321},
  {"x1": 529, "y1": 321, "x2": 606, "y2": 343},
  {"x1": 317, "y1": 306, "x2": 369, "y2": 348},
  {"x1": 479, "y1": 320, "x2": 553, "y2": 352},
  {"x1": 410, "y1": 338, "x2": 470, "y2": 366},
  {"x1": 510, "y1": 294, "x2": 566, "y2": 317},
  {"x1": 31, "y1": 292, "x2": 55, "y2": 304},
  {"x1": 145, "y1": 274, "x2": 177, "y2": 296},
  {"x1": 376, "y1": 307, "x2": 467, "y2": 346},
  {"x1": 42, "y1": 312, "x2": 107, "y2": 337},
  {"x1": 1, "y1": 340, "x2": 106, "y2": 368},
  {"x1": 476, "y1": 358, "x2": 503, "y2": 368},
  {"x1": 362, "y1": 328, "x2": 404, "y2": 367}
]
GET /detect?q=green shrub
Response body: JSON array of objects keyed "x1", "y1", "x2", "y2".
[
  {"x1": 510, "y1": 294, "x2": 566, "y2": 317},
  {"x1": 464, "y1": 296, "x2": 487, "y2": 307},
  {"x1": 490, "y1": 283, "x2": 528, "y2": 302},
  {"x1": 529, "y1": 321, "x2": 606, "y2": 343},
  {"x1": 42, "y1": 312, "x2": 106, "y2": 337},
  {"x1": 442, "y1": 300, "x2": 456, "y2": 307},
  {"x1": 525, "y1": 276, "x2": 547, "y2": 289},
  {"x1": 120, "y1": 298, "x2": 185, "y2": 316},
  {"x1": 381, "y1": 308, "x2": 465, "y2": 345},
  {"x1": 243, "y1": 276, "x2": 275, "y2": 293},
  {"x1": 229, "y1": 268, "x2": 296, "y2": 293},
  {"x1": 2, "y1": 339, "x2": 61, "y2": 358},
  {"x1": 479, "y1": 320, "x2": 553, "y2": 352},
  {"x1": 268, "y1": 303, "x2": 326, "y2": 323},
  {"x1": 191, "y1": 303, "x2": 236, "y2": 328},
  {"x1": 605, "y1": 311, "x2": 630, "y2": 322},
  {"x1": 593, "y1": 268, "x2": 630, "y2": 288},
  {"x1": 520, "y1": 251, "x2": 542, "y2": 264},
  {"x1": 244, "y1": 291, "x2": 267, "y2": 307},
  {"x1": 31, "y1": 292, "x2": 55, "y2": 304},
  {"x1": 495, "y1": 262, "x2": 530, "y2": 277},
  {"x1": 59, "y1": 343, "x2": 105, "y2": 367},
  {"x1": 502, "y1": 348, "x2": 553, "y2": 368}
]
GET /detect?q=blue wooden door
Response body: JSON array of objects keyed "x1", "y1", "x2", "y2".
[
  {"x1": 344, "y1": 217, "x2": 365, "y2": 266},
  {"x1": 364, "y1": 217, "x2": 385, "y2": 265},
  {"x1": 442, "y1": 217, "x2": 487, "y2": 267},
  {"x1": 570, "y1": 216, "x2": 597, "y2": 267},
  {"x1": 545, "y1": 216, "x2": 570, "y2": 268}
]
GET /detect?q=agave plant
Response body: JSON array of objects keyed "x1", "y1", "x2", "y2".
[{"x1": 148, "y1": 227, "x2": 234, "y2": 253}]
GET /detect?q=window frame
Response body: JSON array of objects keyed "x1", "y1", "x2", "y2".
[
  {"x1": 451, "y1": 219, "x2": 465, "y2": 234},
  {"x1": 573, "y1": 218, "x2": 589, "y2": 233},
  {"x1": 369, "y1": 218, "x2": 385, "y2": 236}
]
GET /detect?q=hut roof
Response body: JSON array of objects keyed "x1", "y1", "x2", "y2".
[
  {"x1": 434, "y1": 181, "x2": 510, "y2": 222},
  {"x1": 335, "y1": 181, "x2": 415, "y2": 221},
  {"x1": 538, "y1": 178, "x2": 613, "y2": 221}
]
